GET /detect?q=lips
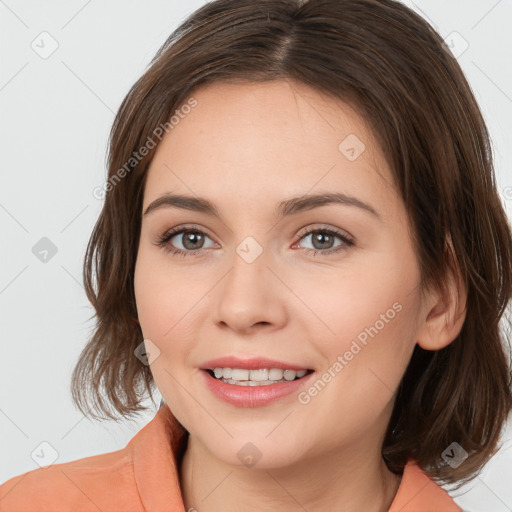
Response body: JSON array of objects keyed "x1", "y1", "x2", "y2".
[
  {"x1": 201, "y1": 366, "x2": 315, "y2": 407},
  {"x1": 200, "y1": 356, "x2": 313, "y2": 371}
]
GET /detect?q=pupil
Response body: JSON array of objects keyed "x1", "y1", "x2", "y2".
[
  {"x1": 183, "y1": 231, "x2": 203, "y2": 250},
  {"x1": 313, "y1": 232, "x2": 333, "y2": 250}
]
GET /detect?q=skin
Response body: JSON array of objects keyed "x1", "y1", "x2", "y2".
[{"x1": 134, "y1": 79, "x2": 466, "y2": 512}]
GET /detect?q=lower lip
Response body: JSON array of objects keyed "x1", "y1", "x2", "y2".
[{"x1": 201, "y1": 369, "x2": 315, "y2": 407}]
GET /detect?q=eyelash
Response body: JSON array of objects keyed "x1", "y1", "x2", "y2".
[{"x1": 154, "y1": 224, "x2": 355, "y2": 257}]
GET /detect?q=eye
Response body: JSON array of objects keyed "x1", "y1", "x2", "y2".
[
  {"x1": 155, "y1": 225, "x2": 217, "y2": 256},
  {"x1": 154, "y1": 224, "x2": 355, "y2": 257},
  {"x1": 294, "y1": 226, "x2": 355, "y2": 256}
]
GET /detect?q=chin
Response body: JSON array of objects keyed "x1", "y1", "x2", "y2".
[{"x1": 201, "y1": 433, "x2": 310, "y2": 471}]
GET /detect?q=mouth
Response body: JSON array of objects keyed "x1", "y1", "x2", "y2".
[
  {"x1": 203, "y1": 367, "x2": 315, "y2": 386},
  {"x1": 200, "y1": 359, "x2": 317, "y2": 407}
]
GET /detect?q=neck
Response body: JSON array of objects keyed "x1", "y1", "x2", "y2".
[{"x1": 179, "y1": 434, "x2": 402, "y2": 512}]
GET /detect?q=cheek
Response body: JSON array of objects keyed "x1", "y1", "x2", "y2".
[
  {"x1": 134, "y1": 246, "x2": 213, "y2": 383},
  {"x1": 341, "y1": 292, "x2": 420, "y2": 401},
  {"x1": 134, "y1": 247, "x2": 189, "y2": 343},
  {"x1": 297, "y1": 295, "x2": 420, "y2": 450},
  {"x1": 295, "y1": 250, "x2": 420, "y2": 343},
  {"x1": 311, "y1": 286, "x2": 418, "y2": 398},
  {"x1": 300, "y1": 248, "x2": 421, "y2": 404}
]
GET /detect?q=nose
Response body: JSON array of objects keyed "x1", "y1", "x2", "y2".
[{"x1": 213, "y1": 247, "x2": 287, "y2": 334}]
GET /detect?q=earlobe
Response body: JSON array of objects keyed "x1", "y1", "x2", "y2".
[{"x1": 416, "y1": 238, "x2": 468, "y2": 351}]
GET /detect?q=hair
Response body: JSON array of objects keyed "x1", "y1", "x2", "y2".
[{"x1": 71, "y1": 0, "x2": 512, "y2": 488}]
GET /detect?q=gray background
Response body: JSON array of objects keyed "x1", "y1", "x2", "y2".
[{"x1": 1, "y1": 1, "x2": 511, "y2": 511}]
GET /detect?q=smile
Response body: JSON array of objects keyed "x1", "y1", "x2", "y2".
[
  {"x1": 207, "y1": 367, "x2": 312, "y2": 386},
  {"x1": 201, "y1": 367, "x2": 315, "y2": 407}
]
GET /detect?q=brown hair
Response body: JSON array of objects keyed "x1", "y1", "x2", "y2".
[{"x1": 71, "y1": 0, "x2": 512, "y2": 487}]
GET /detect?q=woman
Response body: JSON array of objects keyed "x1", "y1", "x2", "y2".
[{"x1": 1, "y1": 0, "x2": 511, "y2": 510}]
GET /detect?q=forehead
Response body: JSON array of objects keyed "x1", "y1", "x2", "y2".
[{"x1": 143, "y1": 80, "x2": 397, "y2": 214}]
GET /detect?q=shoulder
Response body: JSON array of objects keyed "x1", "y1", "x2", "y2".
[
  {"x1": 0, "y1": 407, "x2": 186, "y2": 512},
  {"x1": 0, "y1": 446, "x2": 142, "y2": 512},
  {"x1": 389, "y1": 460, "x2": 463, "y2": 512}
]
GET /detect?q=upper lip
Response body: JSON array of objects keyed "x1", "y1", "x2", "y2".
[{"x1": 200, "y1": 356, "x2": 313, "y2": 371}]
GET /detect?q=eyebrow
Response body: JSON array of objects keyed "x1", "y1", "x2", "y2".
[{"x1": 143, "y1": 192, "x2": 381, "y2": 221}]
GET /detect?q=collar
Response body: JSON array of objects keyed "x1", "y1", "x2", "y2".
[{"x1": 130, "y1": 404, "x2": 188, "y2": 511}]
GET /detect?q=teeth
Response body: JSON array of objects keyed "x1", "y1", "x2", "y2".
[
  {"x1": 268, "y1": 368, "x2": 283, "y2": 380},
  {"x1": 283, "y1": 370, "x2": 296, "y2": 381},
  {"x1": 211, "y1": 367, "x2": 309, "y2": 384},
  {"x1": 249, "y1": 369, "x2": 269, "y2": 381},
  {"x1": 231, "y1": 368, "x2": 250, "y2": 381},
  {"x1": 225, "y1": 378, "x2": 281, "y2": 386}
]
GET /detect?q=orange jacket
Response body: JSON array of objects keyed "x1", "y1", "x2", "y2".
[{"x1": 0, "y1": 405, "x2": 461, "y2": 511}]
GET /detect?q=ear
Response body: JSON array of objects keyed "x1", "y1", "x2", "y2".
[{"x1": 416, "y1": 236, "x2": 467, "y2": 351}]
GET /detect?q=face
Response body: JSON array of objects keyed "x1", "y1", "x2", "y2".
[{"x1": 134, "y1": 79, "x2": 425, "y2": 469}]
